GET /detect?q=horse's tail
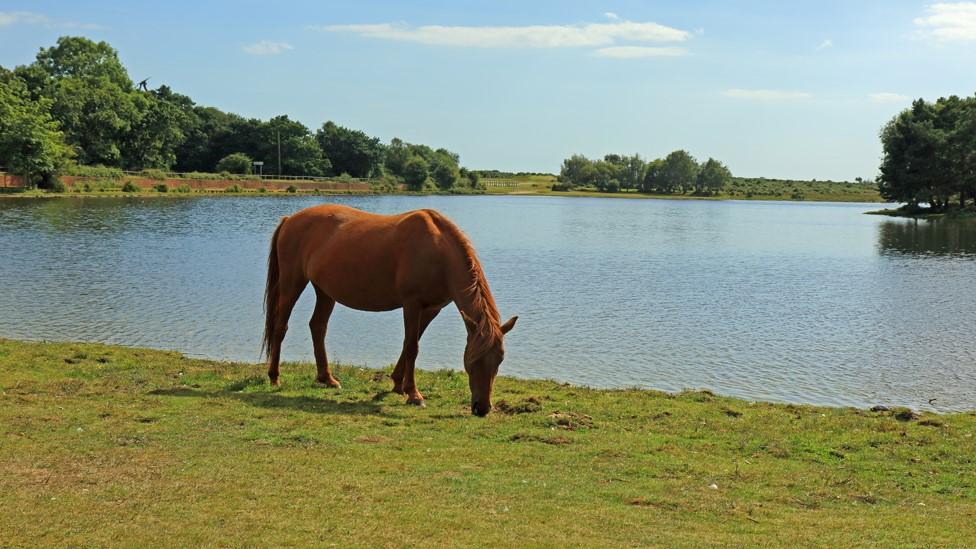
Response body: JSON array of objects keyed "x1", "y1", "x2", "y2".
[{"x1": 261, "y1": 216, "x2": 288, "y2": 360}]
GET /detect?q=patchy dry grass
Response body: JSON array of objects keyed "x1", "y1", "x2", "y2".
[{"x1": 1, "y1": 339, "x2": 974, "y2": 546}]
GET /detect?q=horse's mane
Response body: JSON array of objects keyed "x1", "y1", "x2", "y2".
[{"x1": 428, "y1": 211, "x2": 501, "y2": 361}]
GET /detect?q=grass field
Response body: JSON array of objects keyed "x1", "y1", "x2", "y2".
[{"x1": 1, "y1": 339, "x2": 973, "y2": 546}]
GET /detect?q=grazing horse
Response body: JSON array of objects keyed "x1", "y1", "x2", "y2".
[{"x1": 261, "y1": 204, "x2": 517, "y2": 416}]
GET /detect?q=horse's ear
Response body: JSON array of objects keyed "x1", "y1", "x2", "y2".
[
  {"x1": 460, "y1": 311, "x2": 478, "y2": 332},
  {"x1": 500, "y1": 316, "x2": 518, "y2": 334}
]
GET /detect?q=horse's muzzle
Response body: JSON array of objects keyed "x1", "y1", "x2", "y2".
[{"x1": 471, "y1": 401, "x2": 491, "y2": 417}]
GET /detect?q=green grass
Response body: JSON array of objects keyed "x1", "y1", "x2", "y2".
[
  {"x1": 486, "y1": 175, "x2": 883, "y2": 202},
  {"x1": 1, "y1": 339, "x2": 974, "y2": 546}
]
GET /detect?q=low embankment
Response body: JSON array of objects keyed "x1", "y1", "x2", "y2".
[{"x1": 1, "y1": 339, "x2": 973, "y2": 546}]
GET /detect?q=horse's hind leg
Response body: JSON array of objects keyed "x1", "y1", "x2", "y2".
[
  {"x1": 309, "y1": 285, "x2": 340, "y2": 388},
  {"x1": 267, "y1": 277, "x2": 307, "y2": 387}
]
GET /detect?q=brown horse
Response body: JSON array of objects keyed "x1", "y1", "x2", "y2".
[{"x1": 261, "y1": 204, "x2": 517, "y2": 416}]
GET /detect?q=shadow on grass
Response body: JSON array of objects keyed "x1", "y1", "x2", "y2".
[{"x1": 149, "y1": 386, "x2": 386, "y2": 416}]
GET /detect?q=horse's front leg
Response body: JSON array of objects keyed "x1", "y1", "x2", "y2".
[{"x1": 393, "y1": 305, "x2": 441, "y2": 404}]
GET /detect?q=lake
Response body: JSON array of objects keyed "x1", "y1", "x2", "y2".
[{"x1": 1, "y1": 195, "x2": 974, "y2": 411}]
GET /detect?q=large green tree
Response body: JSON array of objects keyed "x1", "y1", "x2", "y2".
[
  {"x1": 316, "y1": 121, "x2": 384, "y2": 177},
  {"x1": 696, "y1": 158, "x2": 732, "y2": 195},
  {"x1": 0, "y1": 71, "x2": 73, "y2": 185}
]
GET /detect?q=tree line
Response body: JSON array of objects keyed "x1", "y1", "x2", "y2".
[
  {"x1": 558, "y1": 150, "x2": 732, "y2": 195},
  {"x1": 0, "y1": 36, "x2": 479, "y2": 191},
  {"x1": 878, "y1": 95, "x2": 976, "y2": 211}
]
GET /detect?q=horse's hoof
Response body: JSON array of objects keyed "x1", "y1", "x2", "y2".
[
  {"x1": 391, "y1": 383, "x2": 405, "y2": 395},
  {"x1": 406, "y1": 397, "x2": 426, "y2": 407},
  {"x1": 317, "y1": 377, "x2": 341, "y2": 388},
  {"x1": 269, "y1": 378, "x2": 281, "y2": 388}
]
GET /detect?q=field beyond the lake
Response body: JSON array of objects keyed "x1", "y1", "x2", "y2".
[{"x1": 2, "y1": 339, "x2": 974, "y2": 546}]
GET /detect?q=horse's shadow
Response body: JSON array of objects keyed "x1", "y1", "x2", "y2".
[{"x1": 149, "y1": 383, "x2": 386, "y2": 416}]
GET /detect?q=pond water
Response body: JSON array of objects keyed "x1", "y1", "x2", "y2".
[{"x1": 1, "y1": 195, "x2": 974, "y2": 411}]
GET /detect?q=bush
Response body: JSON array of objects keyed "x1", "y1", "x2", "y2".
[
  {"x1": 154, "y1": 183, "x2": 168, "y2": 193},
  {"x1": 216, "y1": 153, "x2": 253, "y2": 175},
  {"x1": 369, "y1": 175, "x2": 401, "y2": 193},
  {"x1": 121, "y1": 181, "x2": 139, "y2": 193},
  {"x1": 336, "y1": 172, "x2": 356, "y2": 183},
  {"x1": 225, "y1": 184, "x2": 243, "y2": 193},
  {"x1": 174, "y1": 184, "x2": 192, "y2": 193},
  {"x1": 286, "y1": 185, "x2": 297, "y2": 193},
  {"x1": 46, "y1": 178, "x2": 67, "y2": 193},
  {"x1": 258, "y1": 187, "x2": 267, "y2": 193},
  {"x1": 182, "y1": 171, "x2": 221, "y2": 180},
  {"x1": 402, "y1": 156, "x2": 429, "y2": 190},
  {"x1": 65, "y1": 164, "x2": 125, "y2": 179},
  {"x1": 142, "y1": 169, "x2": 168, "y2": 180}
]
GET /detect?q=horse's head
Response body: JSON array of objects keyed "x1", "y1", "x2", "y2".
[{"x1": 463, "y1": 315, "x2": 517, "y2": 416}]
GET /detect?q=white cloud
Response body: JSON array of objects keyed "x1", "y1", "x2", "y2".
[
  {"x1": 722, "y1": 88, "x2": 812, "y2": 100},
  {"x1": 319, "y1": 19, "x2": 691, "y2": 48},
  {"x1": 604, "y1": 12, "x2": 620, "y2": 21},
  {"x1": 914, "y1": 2, "x2": 976, "y2": 41},
  {"x1": 869, "y1": 92, "x2": 911, "y2": 103},
  {"x1": 242, "y1": 40, "x2": 294, "y2": 56},
  {"x1": 0, "y1": 11, "x2": 100, "y2": 29},
  {"x1": 593, "y1": 46, "x2": 687, "y2": 58},
  {"x1": 816, "y1": 39, "x2": 833, "y2": 50}
]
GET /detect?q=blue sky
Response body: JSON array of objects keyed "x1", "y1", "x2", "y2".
[{"x1": 2, "y1": 1, "x2": 975, "y2": 180}]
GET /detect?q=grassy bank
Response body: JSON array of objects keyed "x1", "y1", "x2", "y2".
[
  {"x1": 1, "y1": 339, "x2": 973, "y2": 546},
  {"x1": 485, "y1": 175, "x2": 883, "y2": 203},
  {"x1": 867, "y1": 207, "x2": 976, "y2": 220}
]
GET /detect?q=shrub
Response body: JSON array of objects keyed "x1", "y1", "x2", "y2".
[
  {"x1": 369, "y1": 175, "x2": 400, "y2": 193},
  {"x1": 121, "y1": 181, "x2": 139, "y2": 193},
  {"x1": 183, "y1": 171, "x2": 221, "y2": 180},
  {"x1": 216, "y1": 153, "x2": 253, "y2": 175},
  {"x1": 174, "y1": 184, "x2": 192, "y2": 193},
  {"x1": 65, "y1": 164, "x2": 125, "y2": 179},
  {"x1": 225, "y1": 184, "x2": 243, "y2": 193},
  {"x1": 46, "y1": 178, "x2": 67, "y2": 193},
  {"x1": 141, "y1": 169, "x2": 168, "y2": 180},
  {"x1": 258, "y1": 187, "x2": 267, "y2": 193},
  {"x1": 154, "y1": 183, "x2": 168, "y2": 193},
  {"x1": 402, "y1": 156, "x2": 429, "y2": 190},
  {"x1": 286, "y1": 185, "x2": 297, "y2": 193},
  {"x1": 336, "y1": 172, "x2": 355, "y2": 183}
]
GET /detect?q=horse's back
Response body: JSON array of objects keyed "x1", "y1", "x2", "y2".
[{"x1": 277, "y1": 205, "x2": 452, "y2": 311}]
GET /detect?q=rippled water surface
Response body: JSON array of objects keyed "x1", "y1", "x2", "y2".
[{"x1": 2, "y1": 195, "x2": 975, "y2": 410}]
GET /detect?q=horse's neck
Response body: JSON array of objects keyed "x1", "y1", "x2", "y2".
[{"x1": 447, "y1": 248, "x2": 497, "y2": 332}]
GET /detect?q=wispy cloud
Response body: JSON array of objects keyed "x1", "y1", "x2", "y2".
[
  {"x1": 593, "y1": 46, "x2": 687, "y2": 58},
  {"x1": 914, "y1": 2, "x2": 976, "y2": 41},
  {"x1": 604, "y1": 12, "x2": 620, "y2": 21},
  {"x1": 0, "y1": 10, "x2": 101, "y2": 29},
  {"x1": 242, "y1": 40, "x2": 294, "y2": 56},
  {"x1": 318, "y1": 19, "x2": 691, "y2": 48},
  {"x1": 722, "y1": 89, "x2": 812, "y2": 100},
  {"x1": 816, "y1": 39, "x2": 833, "y2": 50},
  {"x1": 869, "y1": 92, "x2": 911, "y2": 104}
]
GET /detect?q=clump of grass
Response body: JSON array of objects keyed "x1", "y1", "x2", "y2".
[
  {"x1": 174, "y1": 184, "x2": 192, "y2": 193},
  {"x1": 286, "y1": 185, "x2": 297, "y2": 193},
  {"x1": 120, "y1": 181, "x2": 139, "y2": 193},
  {"x1": 225, "y1": 184, "x2": 243, "y2": 193},
  {"x1": 154, "y1": 183, "x2": 168, "y2": 193}
]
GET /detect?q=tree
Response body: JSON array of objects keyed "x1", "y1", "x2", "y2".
[
  {"x1": 696, "y1": 158, "x2": 732, "y2": 195},
  {"x1": 559, "y1": 154, "x2": 592, "y2": 187},
  {"x1": 402, "y1": 156, "x2": 429, "y2": 190},
  {"x1": 121, "y1": 89, "x2": 187, "y2": 169},
  {"x1": 216, "y1": 152, "x2": 252, "y2": 174},
  {"x1": 316, "y1": 121, "x2": 384, "y2": 177},
  {"x1": 0, "y1": 72, "x2": 73, "y2": 186},
  {"x1": 655, "y1": 150, "x2": 699, "y2": 193}
]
